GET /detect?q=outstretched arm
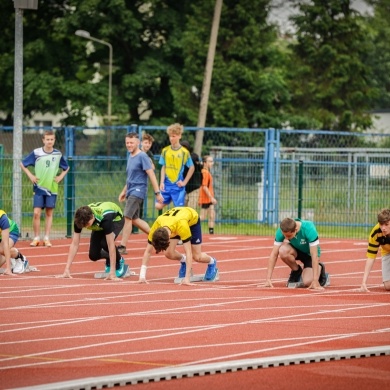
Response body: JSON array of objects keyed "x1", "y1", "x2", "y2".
[
  {"x1": 138, "y1": 243, "x2": 154, "y2": 283},
  {"x1": 59, "y1": 233, "x2": 81, "y2": 278},
  {"x1": 264, "y1": 246, "x2": 280, "y2": 287},
  {"x1": 359, "y1": 257, "x2": 376, "y2": 292},
  {"x1": 307, "y1": 245, "x2": 323, "y2": 290}
]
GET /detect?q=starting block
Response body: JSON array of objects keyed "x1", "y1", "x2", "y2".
[
  {"x1": 94, "y1": 264, "x2": 136, "y2": 279},
  {"x1": 287, "y1": 273, "x2": 330, "y2": 288},
  {"x1": 174, "y1": 269, "x2": 219, "y2": 284}
]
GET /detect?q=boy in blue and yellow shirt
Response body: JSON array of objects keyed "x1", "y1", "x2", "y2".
[{"x1": 155, "y1": 123, "x2": 195, "y2": 210}]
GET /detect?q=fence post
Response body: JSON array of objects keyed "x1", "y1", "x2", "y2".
[
  {"x1": 65, "y1": 127, "x2": 75, "y2": 238},
  {"x1": 298, "y1": 159, "x2": 303, "y2": 219}
]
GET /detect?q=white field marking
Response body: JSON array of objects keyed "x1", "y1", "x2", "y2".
[
  {"x1": 0, "y1": 292, "x2": 387, "y2": 337},
  {"x1": 179, "y1": 329, "x2": 390, "y2": 368},
  {"x1": 1, "y1": 306, "x2": 388, "y2": 369},
  {"x1": 0, "y1": 262, "x2": 379, "y2": 298},
  {"x1": 0, "y1": 301, "x2": 390, "y2": 345},
  {"x1": 1, "y1": 328, "x2": 389, "y2": 370},
  {"x1": 2, "y1": 314, "x2": 389, "y2": 346}
]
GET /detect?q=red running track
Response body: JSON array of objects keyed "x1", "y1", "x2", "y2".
[{"x1": 0, "y1": 234, "x2": 389, "y2": 389}]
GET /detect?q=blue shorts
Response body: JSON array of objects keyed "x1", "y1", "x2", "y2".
[
  {"x1": 189, "y1": 218, "x2": 202, "y2": 245},
  {"x1": 33, "y1": 193, "x2": 57, "y2": 209},
  {"x1": 161, "y1": 185, "x2": 186, "y2": 207},
  {"x1": 9, "y1": 232, "x2": 19, "y2": 244},
  {"x1": 0, "y1": 232, "x2": 19, "y2": 245}
]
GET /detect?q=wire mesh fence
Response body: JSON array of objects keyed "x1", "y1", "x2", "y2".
[{"x1": 1, "y1": 126, "x2": 389, "y2": 240}]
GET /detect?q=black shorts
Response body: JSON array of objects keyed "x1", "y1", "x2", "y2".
[
  {"x1": 201, "y1": 203, "x2": 212, "y2": 209},
  {"x1": 294, "y1": 248, "x2": 314, "y2": 268}
]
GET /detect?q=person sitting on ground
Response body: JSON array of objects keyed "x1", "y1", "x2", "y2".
[
  {"x1": 58, "y1": 202, "x2": 127, "y2": 281},
  {"x1": 263, "y1": 217, "x2": 327, "y2": 290},
  {"x1": 0, "y1": 210, "x2": 29, "y2": 275},
  {"x1": 137, "y1": 206, "x2": 218, "y2": 285},
  {"x1": 359, "y1": 208, "x2": 390, "y2": 292}
]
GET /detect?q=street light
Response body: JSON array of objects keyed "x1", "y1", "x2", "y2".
[{"x1": 75, "y1": 30, "x2": 112, "y2": 124}]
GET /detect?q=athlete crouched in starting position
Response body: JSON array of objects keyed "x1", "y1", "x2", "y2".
[
  {"x1": 138, "y1": 207, "x2": 218, "y2": 285},
  {"x1": 264, "y1": 217, "x2": 328, "y2": 290},
  {"x1": 58, "y1": 202, "x2": 127, "y2": 281}
]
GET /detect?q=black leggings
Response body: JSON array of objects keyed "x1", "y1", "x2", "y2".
[{"x1": 89, "y1": 220, "x2": 124, "y2": 268}]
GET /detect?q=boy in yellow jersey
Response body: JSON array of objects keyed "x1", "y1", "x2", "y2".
[
  {"x1": 360, "y1": 208, "x2": 390, "y2": 292},
  {"x1": 138, "y1": 207, "x2": 218, "y2": 285},
  {"x1": 155, "y1": 124, "x2": 195, "y2": 210}
]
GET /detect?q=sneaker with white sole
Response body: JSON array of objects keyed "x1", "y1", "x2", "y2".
[
  {"x1": 318, "y1": 262, "x2": 327, "y2": 286},
  {"x1": 204, "y1": 258, "x2": 218, "y2": 281},
  {"x1": 12, "y1": 256, "x2": 29, "y2": 274},
  {"x1": 115, "y1": 258, "x2": 126, "y2": 277},
  {"x1": 178, "y1": 262, "x2": 186, "y2": 278},
  {"x1": 30, "y1": 238, "x2": 40, "y2": 247},
  {"x1": 286, "y1": 265, "x2": 303, "y2": 286}
]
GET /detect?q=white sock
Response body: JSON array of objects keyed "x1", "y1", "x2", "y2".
[
  {"x1": 44, "y1": 236, "x2": 49, "y2": 241},
  {"x1": 208, "y1": 257, "x2": 215, "y2": 264},
  {"x1": 181, "y1": 255, "x2": 186, "y2": 263},
  {"x1": 34, "y1": 236, "x2": 40, "y2": 241}
]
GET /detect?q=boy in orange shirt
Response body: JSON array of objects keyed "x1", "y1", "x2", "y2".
[{"x1": 199, "y1": 155, "x2": 217, "y2": 234}]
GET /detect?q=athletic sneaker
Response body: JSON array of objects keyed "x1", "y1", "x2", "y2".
[
  {"x1": 12, "y1": 256, "x2": 29, "y2": 274},
  {"x1": 117, "y1": 245, "x2": 127, "y2": 255},
  {"x1": 105, "y1": 263, "x2": 110, "y2": 273},
  {"x1": 287, "y1": 265, "x2": 303, "y2": 285},
  {"x1": 43, "y1": 239, "x2": 52, "y2": 247},
  {"x1": 318, "y1": 262, "x2": 327, "y2": 286},
  {"x1": 30, "y1": 238, "x2": 40, "y2": 247},
  {"x1": 204, "y1": 258, "x2": 218, "y2": 281},
  {"x1": 116, "y1": 258, "x2": 126, "y2": 277},
  {"x1": 178, "y1": 261, "x2": 186, "y2": 278}
]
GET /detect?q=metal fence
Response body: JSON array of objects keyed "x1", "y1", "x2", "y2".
[{"x1": 1, "y1": 125, "x2": 389, "y2": 240}]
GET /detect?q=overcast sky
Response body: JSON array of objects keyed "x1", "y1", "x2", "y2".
[{"x1": 269, "y1": 0, "x2": 373, "y2": 33}]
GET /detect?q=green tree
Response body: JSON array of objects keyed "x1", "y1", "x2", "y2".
[
  {"x1": 364, "y1": 0, "x2": 390, "y2": 110},
  {"x1": 286, "y1": 0, "x2": 379, "y2": 131},
  {"x1": 173, "y1": 0, "x2": 291, "y2": 136},
  {"x1": 0, "y1": 0, "x2": 192, "y2": 126}
]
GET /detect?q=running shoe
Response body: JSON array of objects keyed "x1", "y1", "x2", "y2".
[
  {"x1": 30, "y1": 238, "x2": 40, "y2": 247},
  {"x1": 43, "y1": 239, "x2": 52, "y2": 247},
  {"x1": 12, "y1": 256, "x2": 29, "y2": 274},
  {"x1": 287, "y1": 265, "x2": 302, "y2": 285},
  {"x1": 22, "y1": 258, "x2": 29, "y2": 272},
  {"x1": 178, "y1": 261, "x2": 186, "y2": 278},
  {"x1": 105, "y1": 263, "x2": 110, "y2": 273},
  {"x1": 115, "y1": 258, "x2": 126, "y2": 277},
  {"x1": 117, "y1": 245, "x2": 128, "y2": 255},
  {"x1": 204, "y1": 258, "x2": 218, "y2": 281},
  {"x1": 318, "y1": 262, "x2": 327, "y2": 286}
]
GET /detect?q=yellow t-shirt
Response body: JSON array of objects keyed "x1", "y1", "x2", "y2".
[
  {"x1": 148, "y1": 207, "x2": 199, "y2": 243},
  {"x1": 367, "y1": 223, "x2": 390, "y2": 259}
]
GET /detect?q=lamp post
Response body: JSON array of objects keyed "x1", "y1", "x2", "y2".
[{"x1": 75, "y1": 30, "x2": 112, "y2": 124}]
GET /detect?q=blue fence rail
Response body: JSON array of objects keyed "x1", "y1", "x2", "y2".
[{"x1": 1, "y1": 125, "x2": 389, "y2": 239}]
